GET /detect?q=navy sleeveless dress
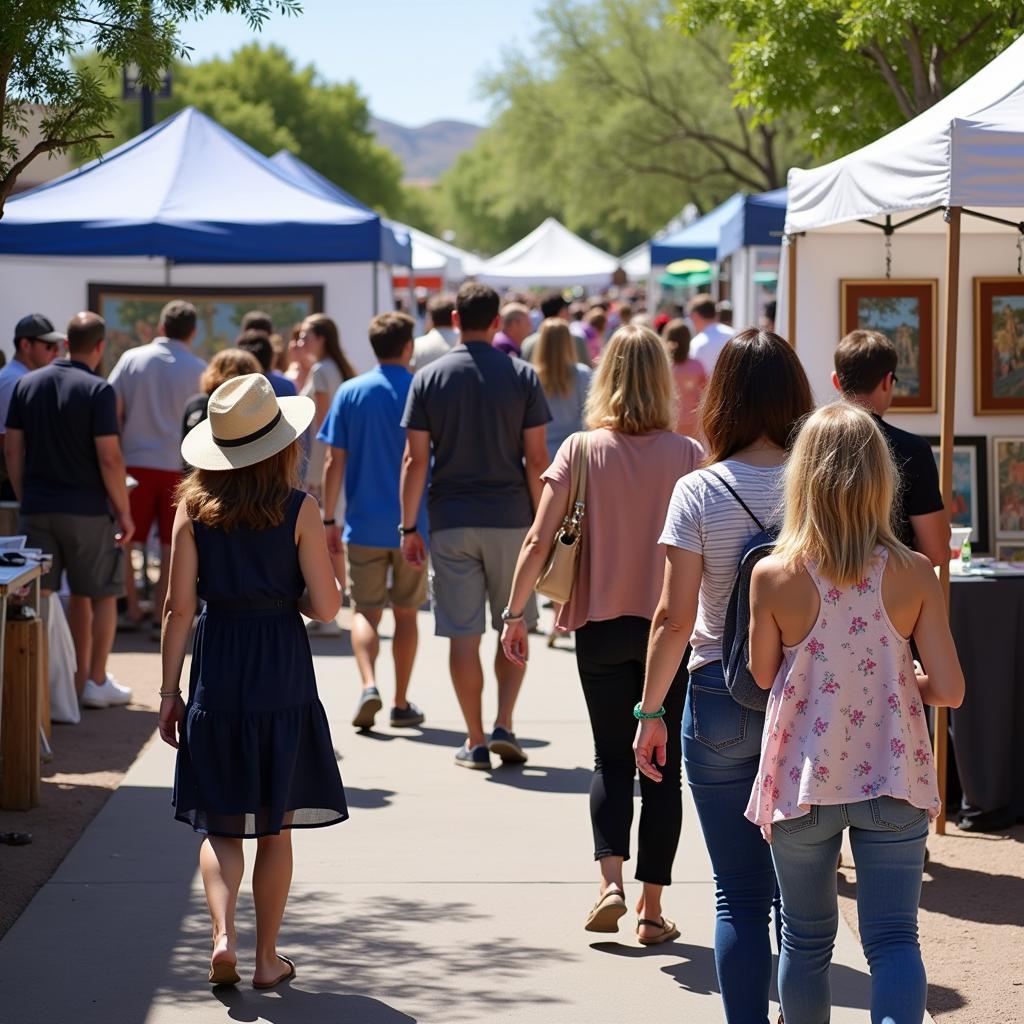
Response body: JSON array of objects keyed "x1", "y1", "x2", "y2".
[{"x1": 172, "y1": 489, "x2": 348, "y2": 838}]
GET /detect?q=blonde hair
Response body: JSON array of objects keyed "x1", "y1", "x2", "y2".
[
  {"x1": 773, "y1": 403, "x2": 913, "y2": 586},
  {"x1": 200, "y1": 348, "x2": 261, "y2": 395},
  {"x1": 584, "y1": 325, "x2": 674, "y2": 434},
  {"x1": 534, "y1": 318, "x2": 575, "y2": 398}
]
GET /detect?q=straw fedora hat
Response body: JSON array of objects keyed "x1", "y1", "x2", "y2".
[{"x1": 181, "y1": 373, "x2": 315, "y2": 471}]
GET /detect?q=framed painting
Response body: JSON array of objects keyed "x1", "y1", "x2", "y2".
[
  {"x1": 87, "y1": 283, "x2": 324, "y2": 370},
  {"x1": 974, "y1": 277, "x2": 1024, "y2": 414},
  {"x1": 924, "y1": 435, "x2": 989, "y2": 552},
  {"x1": 996, "y1": 542, "x2": 1024, "y2": 563},
  {"x1": 840, "y1": 279, "x2": 937, "y2": 411},
  {"x1": 993, "y1": 437, "x2": 1024, "y2": 540}
]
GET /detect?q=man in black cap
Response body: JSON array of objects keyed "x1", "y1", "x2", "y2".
[{"x1": 0, "y1": 315, "x2": 64, "y2": 533}]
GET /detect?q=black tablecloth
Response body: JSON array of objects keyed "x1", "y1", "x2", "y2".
[{"x1": 949, "y1": 576, "x2": 1024, "y2": 820}]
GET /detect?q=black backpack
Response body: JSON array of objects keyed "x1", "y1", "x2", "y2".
[{"x1": 706, "y1": 470, "x2": 778, "y2": 712}]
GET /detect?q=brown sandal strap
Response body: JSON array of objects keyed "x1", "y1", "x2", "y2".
[{"x1": 638, "y1": 917, "x2": 666, "y2": 929}]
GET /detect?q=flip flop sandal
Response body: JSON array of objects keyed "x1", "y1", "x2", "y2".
[
  {"x1": 253, "y1": 955, "x2": 296, "y2": 990},
  {"x1": 208, "y1": 959, "x2": 240, "y2": 986},
  {"x1": 637, "y1": 916, "x2": 680, "y2": 946},
  {"x1": 584, "y1": 888, "x2": 627, "y2": 933}
]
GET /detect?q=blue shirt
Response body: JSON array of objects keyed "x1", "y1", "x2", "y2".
[
  {"x1": 317, "y1": 364, "x2": 427, "y2": 548},
  {"x1": 267, "y1": 371, "x2": 297, "y2": 398}
]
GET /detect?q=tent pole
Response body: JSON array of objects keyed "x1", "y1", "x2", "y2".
[
  {"x1": 933, "y1": 206, "x2": 961, "y2": 837},
  {"x1": 786, "y1": 233, "x2": 797, "y2": 347},
  {"x1": 372, "y1": 261, "x2": 380, "y2": 313}
]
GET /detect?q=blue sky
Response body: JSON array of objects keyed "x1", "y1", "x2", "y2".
[{"x1": 177, "y1": 0, "x2": 545, "y2": 126}]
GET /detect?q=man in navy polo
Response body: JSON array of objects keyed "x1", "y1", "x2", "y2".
[
  {"x1": 5, "y1": 312, "x2": 134, "y2": 710},
  {"x1": 320, "y1": 312, "x2": 428, "y2": 731}
]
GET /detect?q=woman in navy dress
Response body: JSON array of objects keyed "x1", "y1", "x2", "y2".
[{"x1": 159, "y1": 373, "x2": 347, "y2": 989}]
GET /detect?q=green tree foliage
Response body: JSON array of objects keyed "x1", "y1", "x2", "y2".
[
  {"x1": 0, "y1": 0, "x2": 301, "y2": 216},
  {"x1": 674, "y1": 0, "x2": 1024, "y2": 154},
  {"x1": 438, "y1": 0, "x2": 809, "y2": 255}
]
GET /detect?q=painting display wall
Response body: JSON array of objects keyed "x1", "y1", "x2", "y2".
[
  {"x1": 840, "y1": 279, "x2": 937, "y2": 412},
  {"x1": 925, "y1": 436, "x2": 989, "y2": 552},
  {"x1": 88, "y1": 283, "x2": 324, "y2": 369},
  {"x1": 974, "y1": 278, "x2": 1024, "y2": 414}
]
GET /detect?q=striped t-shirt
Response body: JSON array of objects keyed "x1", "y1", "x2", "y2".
[{"x1": 659, "y1": 460, "x2": 784, "y2": 671}]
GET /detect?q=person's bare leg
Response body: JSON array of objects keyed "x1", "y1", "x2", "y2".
[
  {"x1": 351, "y1": 606, "x2": 383, "y2": 689},
  {"x1": 252, "y1": 830, "x2": 294, "y2": 984},
  {"x1": 88, "y1": 596, "x2": 117, "y2": 684},
  {"x1": 391, "y1": 605, "x2": 419, "y2": 709},
  {"x1": 599, "y1": 855, "x2": 626, "y2": 896},
  {"x1": 494, "y1": 637, "x2": 526, "y2": 732},
  {"x1": 66, "y1": 593, "x2": 92, "y2": 695},
  {"x1": 123, "y1": 544, "x2": 145, "y2": 621},
  {"x1": 200, "y1": 837, "x2": 243, "y2": 972},
  {"x1": 636, "y1": 883, "x2": 667, "y2": 939},
  {"x1": 450, "y1": 635, "x2": 486, "y2": 748}
]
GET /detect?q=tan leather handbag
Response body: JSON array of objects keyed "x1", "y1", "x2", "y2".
[{"x1": 536, "y1": 433, "x2": 589, "y2": 605}]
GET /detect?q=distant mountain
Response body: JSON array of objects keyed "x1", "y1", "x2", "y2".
[{"x1": 370, "y1": 117, "x2": 482, "y2": 183}]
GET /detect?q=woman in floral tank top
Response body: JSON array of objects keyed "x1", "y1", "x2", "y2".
[{"x1": 747, "y1": 403, "x2": 964, "y2": 1024}]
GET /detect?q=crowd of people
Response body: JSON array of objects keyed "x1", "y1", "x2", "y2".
[{"x1": 1, "y1": 281, "x2": 965, "y2": 1019}]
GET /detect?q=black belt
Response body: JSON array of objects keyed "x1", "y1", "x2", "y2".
[{"x1": 204, "y1": 598, "x2": 297, "y2": 613}]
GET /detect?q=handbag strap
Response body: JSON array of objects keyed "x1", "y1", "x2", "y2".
[
  {"x1": 705, "y1": 469, "x2": 766, "y2": 532},
  {"x1": 561, "y1": 432, "x2": 588, "y2": 528}
]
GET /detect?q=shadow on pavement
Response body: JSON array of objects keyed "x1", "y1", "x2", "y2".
[
  {"x1": 215, "y1": 988, "x2": 417, "y2": 1023},
  {"x1": 354, "y1": 725, "x2": 550, "y2": 751},
  {"x1": 484, "y1": 764, "x2": 593, "y2": 794},
  {"x1": 342, "y1": 786, "x2": 397, "y2": 810}
]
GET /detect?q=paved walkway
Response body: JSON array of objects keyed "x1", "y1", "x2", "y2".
[{"x1": 0, "y1": 611, "x2": 920, "y2": 1023}]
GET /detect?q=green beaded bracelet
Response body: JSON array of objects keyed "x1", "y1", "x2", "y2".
[{"x1": 633, "y1": 702, "x2": 666, "y2": 720}]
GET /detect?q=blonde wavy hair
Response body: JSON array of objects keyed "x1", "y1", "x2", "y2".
[
  {"x1": 584, "y1": 324, "x2": 673, "y2": 434},
  {"x1": 534, "y1": 318, "x2": 576, "y2": 398},
  {"x1": 773, "y1": 402, "x2": 913, "y2": 586}
]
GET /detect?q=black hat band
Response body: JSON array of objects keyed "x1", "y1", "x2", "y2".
[{"x1": 212, "y1": 409, "x2": 282, "y2": 448}]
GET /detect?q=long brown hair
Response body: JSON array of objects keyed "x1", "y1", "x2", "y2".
[
  {"x1": 177, "y1": 441, "x2": 301, "y2": 532},
  {"x1": 199, "y1": 348, "x2": 260, "y2": 395},
  {"x1": 701, "y1": 329, "x2": 813, "y2": 464},
  {"x1": 534, "y1": 318, "x2": 575, "y2": 398},
  {"x1": 303, "y1": 314, "x2": 356, "y2": 381}
]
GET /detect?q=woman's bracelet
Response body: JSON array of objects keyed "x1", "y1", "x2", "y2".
[
  {"x1": 158, "y1": 689, "x2": 181, "y2": 699},
  {"x1": 633, "y1": 702, "x2": 666, "y2": 720}
]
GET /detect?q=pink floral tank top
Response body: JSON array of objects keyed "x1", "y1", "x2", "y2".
[{"x1": 745, "y1": 547, "x2": 940, "y2": 831}]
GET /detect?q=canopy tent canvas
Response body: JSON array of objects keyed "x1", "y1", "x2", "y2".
[
  {"x1": 476, "y1": 218, "x2": 619, "y2": 289},
  {"x1": 782, "y1": 32, "x2": 1024, "y2": 833},
  {"x1": 0, "y1": 109, "x2": 404, "y2": 369},
  {"x1": 649, "y1": 193, "x2": 745, "y2": 266}
]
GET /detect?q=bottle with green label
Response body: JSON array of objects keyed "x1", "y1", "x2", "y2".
[{"x1": 961, "y1": 538, "x2": 972, "y2": 571}]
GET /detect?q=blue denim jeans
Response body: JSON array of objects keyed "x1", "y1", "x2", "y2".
[
  {"x1": 683, "y1": 661, "x2": 778, "y2": 1024},
  {"x1": 770, "y1": 798, "x2": 929, "y2": 1024}
]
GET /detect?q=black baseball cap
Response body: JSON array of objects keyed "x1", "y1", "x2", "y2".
[{"x1": 14, "y1": 314, "x2": 65, "y2": 345}]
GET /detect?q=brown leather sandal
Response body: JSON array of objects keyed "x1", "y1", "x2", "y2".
[
  {"x1": 584, "y1": 887, "x2": 627, "y2": 932},
  {"x1": 637, "y1": 916, "x2": 680, "y2": 945},
  {"x1": 208, "y1": 959, "x2": 240, "y2": 986},
  {"x1": 252, "y1": 955, "x2": 295, "y2": 990}
]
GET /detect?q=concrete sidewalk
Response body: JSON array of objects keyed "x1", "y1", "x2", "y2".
[{"x1": 0, "y1": 611, "x2": 918, "y2": 1023}]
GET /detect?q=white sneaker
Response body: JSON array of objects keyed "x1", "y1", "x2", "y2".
[{"x1": 81, "y1": 675, "x2": 133, "y2": 709}]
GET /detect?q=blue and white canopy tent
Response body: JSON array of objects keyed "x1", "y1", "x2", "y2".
[{"x1": 0, "y1": 108, "x2": 409, "y2": 368}]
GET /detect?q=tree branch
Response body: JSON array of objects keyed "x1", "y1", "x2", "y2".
[
  {"x1": 0, "y1": 131, "x2": 112, "y2": 211},
  {"x1": 859, "y1": 43, "x2": 917, "y2": 120}
]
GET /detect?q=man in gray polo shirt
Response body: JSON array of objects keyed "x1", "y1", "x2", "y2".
[
  {"x1": 108, "y1": 301, "x2": 206, "y2": 627},
  {"x1": 400, "y1": 282, "x2": 551, "y2": 770}
]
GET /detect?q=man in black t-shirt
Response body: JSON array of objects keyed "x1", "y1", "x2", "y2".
[
  {"x1": 5, "y1": 312, "x2": 135, "y2": 710},
  {"x1": 832, "y1": 329, "x2": 950, "y2": 566}
]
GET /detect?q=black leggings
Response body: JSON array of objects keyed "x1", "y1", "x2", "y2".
[{"x1": 575, "y1": 615, "x2": 687, "y2": 886}]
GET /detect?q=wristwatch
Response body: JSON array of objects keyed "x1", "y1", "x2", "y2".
[
  {"x1": 501, "y1": 606, "x2": 524, "y2": 623},
  {"x1": 398, "y1": 524, "x2": 418, "y2": 537},
  {"x1": 323, "y1": 518, "x2": 336, "y2": 527}
]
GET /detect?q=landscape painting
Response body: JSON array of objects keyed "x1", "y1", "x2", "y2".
[
  {"x1": 87, "y1": 284, "x2": 323, "y2": 371},
  {"x1": 926, "y1": 436, "x2": 988, "y2": 552},
  {"x1": 974, "y1": 278, "x2": 1024, "y2": 414},
  {"x1": 840, "y1": 279, "x2": 937, "y2": 411},
  {"x1": 994, "y1": 437, "x2": 1024, "y2": 540}
]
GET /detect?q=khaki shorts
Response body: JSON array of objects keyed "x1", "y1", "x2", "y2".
[
  {"x1": 347, "y1": 543, "x2": 427, "y2": 610},
  {"x1": 429, "y1": 526, "x2": 539, "y2": 638},
  {"x1": 21, "y1": 512, "x2": 125, "y2": 598}
]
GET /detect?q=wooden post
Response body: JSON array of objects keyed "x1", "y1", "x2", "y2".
[
  {"x1": 933, "y1": 206, "x2": 962, "y2": 836},
  {"x1": 786, "y1": 233, "x2": 798, "y2": 347},
  {"x1": 0, "y1": 618, "x2": 44, "y2": 810}
]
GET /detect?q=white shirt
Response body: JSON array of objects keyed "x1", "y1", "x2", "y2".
[
  {"x1": 412, "y1": 326, "x2": 458, "y2": 371},
  {"x1": 689, "y1": 322, "x2": 735, "y2": 377},
  {"x1": 0, "y1": 360, "x2": 30, "y2": 433}
]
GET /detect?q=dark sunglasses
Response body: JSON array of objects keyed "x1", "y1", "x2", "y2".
[{"x1": 0, "y1": 552, "x2": 27, "y2": 567}]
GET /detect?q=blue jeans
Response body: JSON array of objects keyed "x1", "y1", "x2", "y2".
[
  {"x1": 683, "y1": 662, "x2": 778, "y2": 1024},
  {"x1": 770, "y1": 798, "x2": 929, "y2": 1024}
]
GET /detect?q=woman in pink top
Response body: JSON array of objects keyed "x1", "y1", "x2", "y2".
[
  {"x1": 747, "y1": 403, "x2": 964, "y2": 1024},
  {"x1": 500, "y1": 326, "x2": 702, "y2": 944},
  {"x1": 662, "y1": 318, "x2": 707, "y2": 439}
]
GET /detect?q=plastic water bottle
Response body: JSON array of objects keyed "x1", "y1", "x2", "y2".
[{"x1": 960, "y1": 538, "x2": 972, "y2": 572}]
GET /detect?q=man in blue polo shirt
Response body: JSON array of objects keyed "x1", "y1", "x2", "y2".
[
  {"x1": 5, "y1": 312, "x2": 134, "y2": 710},
  {"x1": 320, "y1": 312, "x2": 428, "y2": 731}
]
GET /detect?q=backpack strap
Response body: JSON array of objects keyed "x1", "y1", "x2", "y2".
[{"x1": 705, "y1": 469, "x2": 766, "y2": 533}]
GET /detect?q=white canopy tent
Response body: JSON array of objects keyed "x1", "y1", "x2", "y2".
[
  {"x1": 477, "y1": 218, "x2": 619, "y2": 289},
  {"x1": 783, "y1": 33, "x2": 1024, "y2": 832},
  {"x1": 405, "y1": 226, "x2": 482, "y2": 283}
]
